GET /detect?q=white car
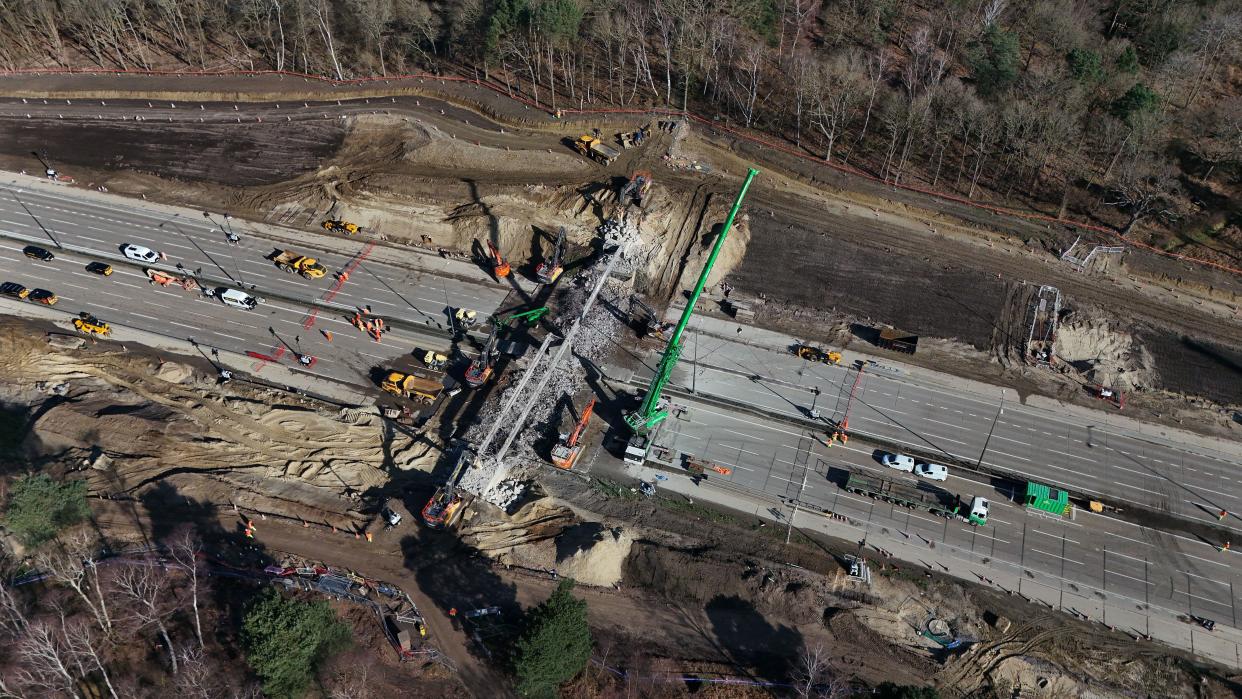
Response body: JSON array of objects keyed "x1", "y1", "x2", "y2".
[
  {"x1": 219, "y1": 288, "x2": 258, "y2": 310},
  {"x1": 914, "y1": 462, "x2": 949, "y2": 481},
  {"x1": 880, "y1": 452, "x2": 915, "y2": 472},
  {"x1": 122, "y1": 244, "x2": 160, "y2": 263}
]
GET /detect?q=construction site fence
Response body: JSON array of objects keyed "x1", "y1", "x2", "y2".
[{"x1": 3, "y1": 66, "x2": 1239, "y2": 279}]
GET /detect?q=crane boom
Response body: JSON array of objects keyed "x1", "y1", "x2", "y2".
[
  {"x1": 566, "y1": 398, "x2": 596, "y2": 447},
  {"x1": 624, "y1": 168, "x2": 759, "y2": 434}
]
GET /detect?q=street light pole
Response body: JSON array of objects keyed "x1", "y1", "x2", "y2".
[{"x1": 977, "y1": 388, "x2": 1006, "y2": 469}]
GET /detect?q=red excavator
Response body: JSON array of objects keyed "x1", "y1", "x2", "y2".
[
  {"x1": 487, "y1": 241, "x2": 510, "y2": 278},
  {"x1": 551, "y1": 398, "x2": 596, "y2": 469},
  {"x1": 464, "y1": 322, "x2": 499, "y2": 388}
]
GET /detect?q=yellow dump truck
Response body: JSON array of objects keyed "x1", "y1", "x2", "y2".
[
  {"x1": 381, "y1": 369, "x2": 444, "y2": 405},
  {"x1": 271, "y1": 250, "x2": 327, "y2": 279},
  {"x1": 574, "y1": 135, "x2": 620, "y2": 165}
]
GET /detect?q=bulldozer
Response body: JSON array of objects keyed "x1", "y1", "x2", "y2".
[
  {"x1": 322, "y1": 219, "x2": 360, "y2": 235},
  {"x1": 73, "y1": 312, "x2": 110, "y2": 336},
  {"x1": 551, "y1": 398, "x2": 596, "y2": 470},
  {"x1": 793, "y1": 343, "x2": 842, "y2": 365}
]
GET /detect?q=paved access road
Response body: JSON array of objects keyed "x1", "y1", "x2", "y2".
[
  {"x1": 0, "y1": 177, "x2": 521, "y2": 335},
  {"x1": 621, "y1": 389, "x2": 1242, "y2": 663},
  {"x1": 622, "y1": 315, "x2": 1242, "y2": 532}
]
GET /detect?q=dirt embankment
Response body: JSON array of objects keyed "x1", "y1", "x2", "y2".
[{"x1": 0, "y1": 324, "x2": 440, "y2": 529}]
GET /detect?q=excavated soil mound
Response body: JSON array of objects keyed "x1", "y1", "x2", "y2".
[
  {"x1": 1054, "y1": 315, "x2": 1156, "y2": 391},
  {"x1": 1, "y1": 334, "x2": 441, "y2": 527},
  {"x1": 555, "y1": 524, "x2": 633, "y2": 587}
]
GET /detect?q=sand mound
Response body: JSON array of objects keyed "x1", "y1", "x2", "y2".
[
  {"x1": 153, "y1": 360, "x2": 194, "y2": 384},
  {"x1": 405, "y1": 136, "x2": 588, "y2": 176},
  {"x1": 556, "y1": 524, "x2": 633, "y2": 587},
  {"x1": 1054, "y1": 315, "x2": 1155, "y2": 391}
]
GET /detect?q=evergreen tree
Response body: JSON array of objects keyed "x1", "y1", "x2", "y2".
[
  {"x1": 513, "y1": 579, "x2": 592, "y2": 698},
  {"x1": 3, "y1": 474, "x2": 89, "y2": 547},
  {"x1": 242, "y1": 588, "x2": 351, "y2": 699}
]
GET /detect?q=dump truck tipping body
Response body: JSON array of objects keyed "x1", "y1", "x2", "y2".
[
  {"x1": 575, "y1": 135, "x2": 620, "y2": 165},
  {"x1": 381, "y1": 369, "x2": 444, "y2": 404}
]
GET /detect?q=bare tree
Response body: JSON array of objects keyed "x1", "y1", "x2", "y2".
[
  {"x1": 309, "y1": 0, "x2": 344, "y2": 80},
  {"x1": 1185, "y1": 97, "x2": 1242, "y2": 181},
  {"x1": 1107, "y1": 156, "x2": 1182, "y2": 236},
  {"x1": 113, "y1": 563, "x2": 179, "y2": 674},
  {"x1": 168, "y1": 529, "x2": 206, "y2": 649},
  {"x1": 729, "y1": 39, "x2": 765, "y2": 128},
  {"x1": 13, "y1": 622, "x2": 77, "y2": 696},
  {"x1": 174, "y1": 646, "x2": 223, "y2": 698},
  {"x1": 347, "y1": 0, "x2": 393, "y2": 75},
  {"x1": 34, "y1": 531, "x2": 112, "y2": 635},
  {"x1": 791, "y1": 644, "x2": 849, "y2": 699}
]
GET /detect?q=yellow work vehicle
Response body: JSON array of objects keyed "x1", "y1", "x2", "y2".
[
  {"x1": 423, "y1": 350, "x2": 448, "y2": 371},
  {"x1": 381, "y1": 370, "x2": 443, "y2": 405},
  {"x1": 270, "y1": 250, "x2": 327, "y2": 279},
  {"x1": 794, "y1": 344, "x2": 842, "y2": 365},
  {"x1": 73, "y1": 312, "x2": 110, "y2": 336},
  {"x1": 574, "y1": 135, "x2": 620, "y2": 165},
  {"x1": 322, "y1": 219, "x2": 360, "y2": 235}
]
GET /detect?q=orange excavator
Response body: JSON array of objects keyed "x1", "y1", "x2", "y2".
[
  {"x1": 551, "y1": 398, "x2": 596, "y2": 469},
  {"x1": 464, "y1": 322, "x2": 498, "y2": 388},
  {"x1": 487, "y1": 241, "x2": 510, "y2": 278}
]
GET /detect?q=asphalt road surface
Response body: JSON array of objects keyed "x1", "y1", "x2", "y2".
[
  {"x1": 0, "y1": 179, "x2": 525, "y2": 387},
  {"x1": 627, "y1": 391, "x2": 1242, "y2": 637},
  {"x1": 620, "y1": 322, "x2": 1242, "y2": 532},
  {"x1": 0, "y1": 178, "x2": 517, "y2": 334}
]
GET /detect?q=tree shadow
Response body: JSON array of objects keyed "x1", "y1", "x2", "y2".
[
  {"x1": 705, "y1": 594, "x2": 804, "y2": 683},
  {"x1": 404, "y1": 531, "x2": 520, "y2": 664}
]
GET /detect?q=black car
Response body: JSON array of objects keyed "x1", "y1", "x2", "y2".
[{"x1": 22, "y1": 245, "x2": 54, "y2": 261}]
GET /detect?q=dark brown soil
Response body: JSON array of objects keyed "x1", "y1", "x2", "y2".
[
  {"x1": 733, "y1": 210, "x2": 1007, "y2": 351},
  {"x1": 0, "y1": 116, "x2": 344, "y2": 186},
  {"x1": 1140, "y1": 328, "x2": 1242, "y2": 406}
]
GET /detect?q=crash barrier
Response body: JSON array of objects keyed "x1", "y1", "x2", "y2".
[{"x1": 4, "y1": 66, "x2": 1240, "y2": 278}]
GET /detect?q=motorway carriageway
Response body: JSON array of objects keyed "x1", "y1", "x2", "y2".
[
  {"x1": 0, "y1": 237, "x2": 470, "y2": 387},
  {"x1": 632, "y1": 326, "x2": 1242, "y2": 531},
  {"x1": 0, "y1": 180, "x2": 515, "y2": 332},
  {"x1": 647, "y1": 392, "x2": 1242, "y2": 630}
]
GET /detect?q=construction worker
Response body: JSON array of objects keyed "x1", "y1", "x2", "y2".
[
  {"x1": 322, "y1": 330, "x2": 333, "y2": 342},
  {"x1": 1220, "y1": 510, "x2": 1228, "y2": 521},
  {"x1": 1222, "y1": 541, "x2": 1231, "y2": 553}
]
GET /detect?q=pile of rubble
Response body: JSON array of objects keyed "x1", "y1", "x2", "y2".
[{"x1": 458, "y1": 256, "x2": 636, "y2": 511}]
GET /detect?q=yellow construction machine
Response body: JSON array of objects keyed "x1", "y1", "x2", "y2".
[
  {"x1": 794, "y1": 344, "x2": 842, "y2": 365},
  {"x1": 322, "y1": 219, "x2": 360, "y2": 235},
  {"x1": 381, "y1": 370, "x2": 443, "y2": 405},
  {"x1": 270, "y1": 250, "x2": 327, "y2": 279},
  {"x1": 73, "y1": 312, "x2": 110, "y2": 336}
]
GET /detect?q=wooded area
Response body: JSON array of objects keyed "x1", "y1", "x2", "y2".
[{"x1": 0, "y1": 0, "x2": 1239, "y2": 235}]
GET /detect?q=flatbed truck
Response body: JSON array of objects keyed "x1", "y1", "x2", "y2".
[{"x1": 843, "y1": 471, "x2": 989, "y2": 525}]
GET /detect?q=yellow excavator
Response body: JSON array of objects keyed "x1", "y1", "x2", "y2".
[{"x1": 322, "y1": 219, "x2": 360, "y2": 235}]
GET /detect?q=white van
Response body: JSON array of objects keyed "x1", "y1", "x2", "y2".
[
  {"x1": 219, "y1": 288, "x2": 258, "y2": 310},
  {"x1": 880, "y1": 452, "x2": 915, "y2": 473},
  {"x1": 968, "y1": 497, "x2": 990, "y2": 526}
]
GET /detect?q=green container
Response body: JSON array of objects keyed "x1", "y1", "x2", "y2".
[{"x1": 1025, "y1": 481, "x2": 1071, "y2": 518}]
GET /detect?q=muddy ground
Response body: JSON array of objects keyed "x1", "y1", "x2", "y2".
[
  {"x1": 1, "y1": 117, "x2": 345, "y2": 186},
  {"x1": 0, "y1": 86, "x2": 1238, "y2": 430}
]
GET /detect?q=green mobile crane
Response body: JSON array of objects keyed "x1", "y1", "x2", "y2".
[{"x1": 623, "y1": 168, "x2": 759, "y2": 464}]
